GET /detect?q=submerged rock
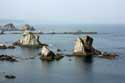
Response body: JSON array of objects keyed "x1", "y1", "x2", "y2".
[
  {"x1": 14, "y1": 31, "x2": 43, "y2": 48},
  {"x1": 40, "y1": 46, "x2": 64, "y2": 61},
  {"x1": 73, "y1": 35, "x2": 101, "y2": 56},
  {"x1": 7, "y1": 45, "x2": 16, "y2": 49},
  {"x1": 98, "y1": 52, "x2": 118, "y2": 60},
  {"x1": 0, "y1": 55, "x2": 17, "y2": 62},
  {"x1": 5, "y1": 75, "x2": 16, "y2": 79}
]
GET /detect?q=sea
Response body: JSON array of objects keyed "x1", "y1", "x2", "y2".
[{"x1": 0, "y1": 24, "x2": 125, "y2": 83}]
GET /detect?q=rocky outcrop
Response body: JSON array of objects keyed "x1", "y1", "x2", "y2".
[
  {"x1": 0, "y1": 44, "x2": 7, "y2": 49},
  {"x1": 20, "y1": 24, "x2": 35, "y2": 31},
  {"x1": 0, "y1": 23, "x2": 17, "y2": 31},
  {"x1": 40, "y1": 46, "x2": 64, "y2": 61},
  {"x1": 14, "y1": 31, "x2": 42, "y2": 47},
  {"x1": 73, "y1": 35, "x2": 101, "y2": 56},
  {"x1": 0, "y1": 44, "x2": 16, "y2": 49},
  {"x1": 98, "y1": 52, "x2": 118, "y2": 60},
  {"x1": 0, "y1": 55, "x2": 17, "y2": 62}
]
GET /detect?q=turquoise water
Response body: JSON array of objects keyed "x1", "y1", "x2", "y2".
[{"x1": 0, "y1": 24, "x2": 125, "y2": 83}]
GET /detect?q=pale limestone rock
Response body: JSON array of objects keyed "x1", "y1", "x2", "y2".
[
  {"x1": 41, "y1": 46, "x2": 50, "y2": 57},
  {"x1": 74, "y1": 35, "x2": 101, "y2": 56},
  {"x1": 16, "y1": 31, "x2": 42, "y2": 47},
  {"x1": 40, "y1": 46, "x2": 64, "y2": 61}
]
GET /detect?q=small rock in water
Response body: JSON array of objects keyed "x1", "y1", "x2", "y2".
[
  {"x1": 5, "y1": 75, "x2": 16, "y2": 79},
  {"x1": 0, "y1": 55, "x2": 18, "y2": 62},
  {"x1": 0, "y1": 44, "x2": 7, "y2": 49},
  {"x1": 7, "y1": 45, "x2": 16, "y2": 49},
  {"x1": 99, "y1": 52, "x2": 118, "y2": 59},
  {"x1": 68, "y1": 58, "x2": 72, "y2": 61},
  {"x1": 57, "y1": 49, "x2": 61, "y2": 52}
]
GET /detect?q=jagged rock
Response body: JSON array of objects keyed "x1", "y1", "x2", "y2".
[
  {"x1": 40, "y1": 46, "x2": 64, "y2": 61},
  {"x1": 20, "y1": 24, "x2": 35, "y2": 31},
  {"x1": 0, "y1": 23, "x2": 17, "y2": 31},
  {"x1": 14, "y1": 31, "x2": 42, "y2": 48},
  {"x1": 73, "y1": 35, "x2": 101, "y2": 56}
]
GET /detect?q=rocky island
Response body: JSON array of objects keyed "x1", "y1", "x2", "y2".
[
  {"x1": 13, "y1": 31, "x2": 43, "y2": 48},
  {"x1": 0, "y1": 23, "x2": 17, "y2": 31},
  {"x1": 73, "y1": 35, "x2": 118, "y2": 59},
  {"x1": 73, "y1": 35, "x2": 101, "y2": 56}
]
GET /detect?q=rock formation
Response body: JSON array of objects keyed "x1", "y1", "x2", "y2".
[
  {"x1": 40, "y1": 46, "x2": 64, "y2": 61},
  {"x1": 14, "y1": 31, "x2": 42, "y2": 47},
  {"x1": 0, "y1": 23, "x2": 17, "y2": 31},
  {"x1": 20, "y1": 24, "x2": 35, "y2": 31},
  {"x1": 0, "y1": 44, "x2": 7, "y2": 49},
  {"x1": 73, "y1": 35, "x2": 101, "y2": 56},
  {"x1": 0, "y1": 44, "x2": 16, "y2": 49},
  {"x1": 0, "y1": 30, "x2": 4, "y2": 34}
]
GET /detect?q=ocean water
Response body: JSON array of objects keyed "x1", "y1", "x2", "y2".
[{"x1": 0, "y1": 24, "x2": 125, "y2": 83}]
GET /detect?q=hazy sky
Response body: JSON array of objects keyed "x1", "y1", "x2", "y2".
[{"x1": 0, "y1": 0, "x2": 124, "y2": 24}]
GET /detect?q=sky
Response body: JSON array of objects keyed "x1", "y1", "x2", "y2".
[{"x1": 0, "y1": 0, "x2": 125, "y2": 24}]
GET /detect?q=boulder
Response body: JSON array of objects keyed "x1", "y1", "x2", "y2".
[
  {"x1": 20, "y1": 24, "x2": 35, "y2": 31},
  {"x1": 14, "y1": 31, "x2": 42, "y2": 48},
  {"x1": 73, "y1": 35, "x2": 101, "y2": 56},
  {"x1": 40, "y1": 46, "x2": 64, "y2": 61}
]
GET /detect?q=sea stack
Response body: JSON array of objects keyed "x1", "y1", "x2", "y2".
[
  {"x1": 14, "y1": 31, "x2": 42, "y2": 48},
  {"x1": 73, "y1": 35, "x2": 101, "y2": 56}
]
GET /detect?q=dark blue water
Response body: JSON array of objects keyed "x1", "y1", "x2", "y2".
[{"x1": 0, "y1": 24, "x2": 125, "y2": 83}]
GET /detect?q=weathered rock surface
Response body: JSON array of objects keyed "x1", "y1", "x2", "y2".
[
  {"x1": 13, "y1": 31, "x2": 42, "y2": 48},
  {"x1": 40, "y1": 46, "x2": 64, "y2": 61},
  {"x1": 20, "y1": 24, "x2": 35, "y2": 31},
  {"x1": 73, "y1": 35, "x2": 101, "y2": 56}
]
